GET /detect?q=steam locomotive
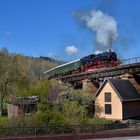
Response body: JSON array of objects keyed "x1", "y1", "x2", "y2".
[{"x1": 44, "y1": 50, "x2": 120, "y2": 79}]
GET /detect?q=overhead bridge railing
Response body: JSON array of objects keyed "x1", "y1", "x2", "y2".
[
  {"x1": 59, "y1": 58, "x2": 140, "y2": 82},
  {"x1": 120, "y1": 57, "x2": 140, "y2": 65}
]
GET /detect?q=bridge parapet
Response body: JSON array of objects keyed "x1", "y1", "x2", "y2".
[
  {"x1": 120, "y1": 57, "x2": 140, "y2": 65},
  {"x1": 59, "y1": 62, "x2": 140, "y2": 83}
]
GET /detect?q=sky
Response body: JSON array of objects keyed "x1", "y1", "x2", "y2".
[{"x1": 0, "y1": 0, "x2": 140, "y2": 61}]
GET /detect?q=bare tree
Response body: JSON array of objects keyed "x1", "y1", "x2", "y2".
[{"x1": 0, "y1": 54, "x2": 28, "y2": 116}]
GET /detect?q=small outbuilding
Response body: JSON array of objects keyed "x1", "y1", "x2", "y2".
[
  {"x1": 7, "y1": 96, "x2": 39, "y2": 118},
  {"x1": 95, "y1": 78, "x2": 140, "y2": 120}
]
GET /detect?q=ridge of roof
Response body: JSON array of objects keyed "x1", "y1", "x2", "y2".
[{"x1": 95, "y1": 78, "x2": 140, "y2": 102}]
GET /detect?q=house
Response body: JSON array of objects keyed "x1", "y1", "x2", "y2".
[
  {"x1": 95, "y1": 78, "x2": 140, "y2": 120},
  {"x1": 7, "y1": 96, "x2": 39, "y2": 118}
]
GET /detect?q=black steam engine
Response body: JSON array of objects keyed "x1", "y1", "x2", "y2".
[{"x1": 81, "y1": 50, "x2": 119, "y2": 71}]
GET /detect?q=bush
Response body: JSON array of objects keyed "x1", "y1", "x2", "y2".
[
  {"x1": 0, "y1": 117, "x2": 9, "y2": 127},
  {"x1": 62, "y1": 101, "x2": 85, "y2": 124},
  {"x1": 81, "y1": 117, "x2": 113, "y2": 125},
  {"x1": 7, "y1": 115, "x2": 39, "y2": 127},
  {"x1": 37, "y1": 109, "x2": 68, "y2": 126}
]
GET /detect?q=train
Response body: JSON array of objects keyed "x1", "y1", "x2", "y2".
[{"x1": 44, "y1": 50, "x2": 120, "y2": 79}]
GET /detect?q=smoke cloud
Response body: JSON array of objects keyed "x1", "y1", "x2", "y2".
[{"x1": 79, "y1": 10, "x2": 118, "y2": 49}]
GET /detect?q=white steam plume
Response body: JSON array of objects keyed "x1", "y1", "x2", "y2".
[
  {"x1": 80, "y1": 10, "x2": 118, "y2": 48},
  {"x1": 94, "y1": 50, "x2": 102, "y2": 54}
]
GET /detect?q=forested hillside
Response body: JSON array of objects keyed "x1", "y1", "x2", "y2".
[{"x1": 0, "y1": 47, "x2": 62, "y2": 116}]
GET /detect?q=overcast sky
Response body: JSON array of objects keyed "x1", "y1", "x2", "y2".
[{"x1": 0, "y1": 0, "x2": 140, "y2": 61}]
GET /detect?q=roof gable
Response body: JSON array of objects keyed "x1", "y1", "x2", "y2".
[
  {"x1": 95, "y1": 78, "x2": 140, "y2": 102},
  {"x1": 95, "y1": 79, "x2": 108, "y2": 97}
]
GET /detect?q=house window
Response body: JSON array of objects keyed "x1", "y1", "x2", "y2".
[
  {"x1": 105, "y1": 104, "x2": 112, "y2": 114},
  {"x1": 105, "y1": 92, "x2": 111, "y2": 102}
]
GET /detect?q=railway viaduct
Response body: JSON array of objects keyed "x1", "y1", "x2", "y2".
[{"x1": 56, "y1": 57, "x2": 140, "y2": 94}]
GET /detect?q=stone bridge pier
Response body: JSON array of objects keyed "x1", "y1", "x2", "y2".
[{"x1": 82, "y1": 78, "x2": 100, "y2": 95}]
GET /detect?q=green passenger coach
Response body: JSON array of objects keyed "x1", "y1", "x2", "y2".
[{"x1": 44, "y1": 59, "x2": 82, "y2": 78}]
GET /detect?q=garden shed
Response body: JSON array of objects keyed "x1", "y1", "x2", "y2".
[{"x1": 7, "y1": 96, "x2": 39, "y2": 118}]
